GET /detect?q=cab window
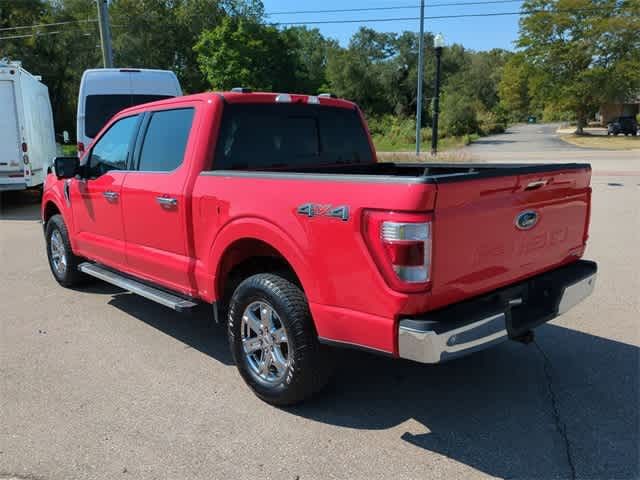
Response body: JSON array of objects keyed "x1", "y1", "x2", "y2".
[
  {"x1": 137, "y1": 108, "x2": 194, "y2": 172},
  {"x1": 88, "y1": 115, "x2": 139, "y2": 177}
]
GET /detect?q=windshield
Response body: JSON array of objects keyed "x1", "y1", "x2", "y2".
[
  {"x1": 212, "y1": 103, "x2": 373, "y2": 170},
  {"x1": 84, "y1": 94, "x2": 173, "y2": 138}
]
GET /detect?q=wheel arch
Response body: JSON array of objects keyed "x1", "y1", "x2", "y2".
[
  {"x1": 43, "y1": 200, "x2": 62, "y2": 225},
  {"x1": 208, "y1": 218, "x2": 318, "y2": 307}
]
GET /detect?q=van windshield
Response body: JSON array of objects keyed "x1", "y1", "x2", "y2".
[
  {"x1": 213, "y1": 103, "x2": 374, "y2": 170},
  {"x1": 85, "y1": 94, "x2": 173, "y2": 138}
]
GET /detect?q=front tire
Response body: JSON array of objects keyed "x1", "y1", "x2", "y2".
[
  {"x1": 45, "y1": 214, "x2": 86, "y2": 287},
  {"x1": 228, "y1": 273, "x2": 333, "y2": 406}
]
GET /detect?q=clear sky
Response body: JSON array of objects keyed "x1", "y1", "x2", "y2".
[{"x1": 261, "y1": 0, "x2": 523, "y2": 51}]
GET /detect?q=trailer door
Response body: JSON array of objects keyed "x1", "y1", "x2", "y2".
[{"x1": 0, "y1": 81, "x2": 22, "y2": 173}]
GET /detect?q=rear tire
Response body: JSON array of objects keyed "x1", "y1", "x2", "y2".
[
  {"x1": 45, "y1": 214, "x2": 86, "y2": 287},
  {"x1": 228, "y1": 273, "x2": 333, "y2": 406}
]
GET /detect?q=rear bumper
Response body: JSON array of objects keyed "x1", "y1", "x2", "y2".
[
  {"x1": 398, "y1": 260, "x2": 597, "y2": 364},
  {"x1": 0, "y1": 181, "x2": 26, "y2": 191}
]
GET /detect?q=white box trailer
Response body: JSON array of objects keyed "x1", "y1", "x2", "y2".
[{"x1": 0, "y1": 60, "x2": 57, "y2": 191}]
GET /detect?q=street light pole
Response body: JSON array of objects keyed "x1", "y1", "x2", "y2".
[
  {"x1": 431, "y1": 34, "x2": 445, "y2": 156},
  {"x1": 96, "y1": 0, "x2": 113, "y2": 68},
  {"x1": 415, "y1": 0, "x2": 425, "y2": 155}
]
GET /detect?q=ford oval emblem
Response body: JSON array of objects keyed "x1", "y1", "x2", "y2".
[{"x1": 515, "y1": 210, "x2": 539, "y2": 230}]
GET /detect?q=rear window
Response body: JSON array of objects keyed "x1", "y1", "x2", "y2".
[
  {"x1": 84, "y1": 94, "x2": 173, "y2": 138},
  {"x1": 212, "y1": 103, "x2": 373, "y2": 170},
  {"x1": 137, "y1": 108, "x2": 194, "y2": 172}
]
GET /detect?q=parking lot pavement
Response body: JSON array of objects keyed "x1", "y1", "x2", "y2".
[{"x1": 1, "y1": 168, "x2": 639, "y2": 479}]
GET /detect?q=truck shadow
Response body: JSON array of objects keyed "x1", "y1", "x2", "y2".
[
  {"x1": 289, "y1": 325, "x2": 639, "y2": 479},
  {"x1": 0, "y1": 190, "x2": 42, "y2": 221},
  {"x1": 107, "y1": 292, "x2": 233, "y2": 366},
  {"x1": 96, "y1": 292, "x2": 638, "y2": 478}
]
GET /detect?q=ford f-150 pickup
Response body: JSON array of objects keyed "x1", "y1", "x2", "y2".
[{"x1": 42, "y1": 91, "x2": 597, "y2": 405}]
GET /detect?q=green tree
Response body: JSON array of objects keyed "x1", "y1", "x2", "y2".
[
  {"x1": 282, "y1": 27, "x2": 337, "y2": 94},
  {"x1": 173, "y1": 0, "x2": 264, "y2": 93},
  {"x1": 498, "y1": 53, "x2": 531, "y2": 121},
  {"x1": 518, "y1": 0, "x2": 640, "y2": 133},
  {"x1": 110, "y1": 0, "x2": 178, "y2": 70},
  {"x1": 195, "y1": 16, "x2": 297, "y2": 91},
  {"x1": 0, "y1": 0, "x2": 101, "y2": 136},
  {"x1": 325, "y1": 28, "x2": 392, "y2": 114}
]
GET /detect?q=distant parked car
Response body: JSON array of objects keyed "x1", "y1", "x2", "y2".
[{"x1": 607, "y1": 116, "x2": 638, "y2": 136}]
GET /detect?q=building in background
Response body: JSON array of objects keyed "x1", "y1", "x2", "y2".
[{"x1": 597, "y1": 93, "x2": 640, "y2": 124}]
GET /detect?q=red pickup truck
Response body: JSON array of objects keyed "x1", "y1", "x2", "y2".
[{"x1": 43, "y1": 91, "x2": 597, "y2": 405}]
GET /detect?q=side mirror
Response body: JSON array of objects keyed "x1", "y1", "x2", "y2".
[{"x1": 54, "y1": 156, "x2": 80, "y2": 179}]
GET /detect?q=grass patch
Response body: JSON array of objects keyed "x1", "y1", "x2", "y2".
[
  {"x1": 377, "y1": 150, "x2": 472, "y2": 163},
  {"x1": 560, "y1": 134, "x2": 639, "y2": 150},
  {"x1": 373, "y1": 133, "x2": 479, "y2": 154}
]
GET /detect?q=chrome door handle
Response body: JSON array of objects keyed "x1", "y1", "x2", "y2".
[
  {"x1": 103, "y1": 190, "x2": 119, "y2": 201},
  {"x1": 525, "y1": 180, "x2": 547, "y2": 190},
  {"x1": 156, "y1": 196, "x2": 177, "y2": 208}
]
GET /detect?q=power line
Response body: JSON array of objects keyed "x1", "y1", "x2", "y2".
[
  {"x1": 1, "y1": 4, "x2": 629, "y2": 39},
  {"x1": 270, "y1": 6, "x2": 629, "y2": 26},
  {"x1": 0, "y1": 31, "x2": 64, "y2": 40},
  {"x1": 0, "y1": 29, "x2": 94, "y2": 41},
  {"x1": 0, "y1": 18, "x2": 96, "y2": 33},
  {"x1": 0, "y1": 0, "x2": 525, "y2": 34},
  {"x1": 266, "y1": 0, "x2": 523, "y2": 16}
]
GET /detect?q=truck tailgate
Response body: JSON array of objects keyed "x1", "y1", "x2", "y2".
[{"x1": 430, "y1": 166, "x2": 591, "y2": 309}]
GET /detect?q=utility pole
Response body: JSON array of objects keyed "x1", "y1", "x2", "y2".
[
  {"x1": 431, "y1": 34, "x2": 445, "y2": 155},
  {"x1": 415, "y1": 0, "x2": 425, "y2": 155},
  {"x1": 96, "y1": 0, "x2": 113, "y2": 68}
]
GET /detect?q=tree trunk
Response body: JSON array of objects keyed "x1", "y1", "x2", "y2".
[{"x1": 574, "y1": 110, "x2": 587, "y2": 135}]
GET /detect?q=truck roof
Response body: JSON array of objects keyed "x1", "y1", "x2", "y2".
[
  {"x1": 0, "y1": 62, "x2": 43, "y2": 83},
  {"x1": 117, "y1": 91, "x2": 357, "y2": 117}
]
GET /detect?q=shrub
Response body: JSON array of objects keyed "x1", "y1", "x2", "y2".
[
  {"x1": 440, "y1": 91, "x2": 479, "y2": 137},
  {"x1": 368, "y1": 115, "x2": 432, "y2": 150},
  {"x1": 478, "y1": 109, "x2": 507, "y2": 135}
]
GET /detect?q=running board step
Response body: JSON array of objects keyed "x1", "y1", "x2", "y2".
[{"x1": 78, "y1": 262, "x2": 199, "y2": 312}]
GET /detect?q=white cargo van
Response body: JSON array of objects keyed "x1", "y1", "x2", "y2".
[
  {"x1": 0, "y1": 60, "x2": 57, "y2": 191},
  {"x1": 76, "y1": 68, "x2": 182, "y2": 155}
]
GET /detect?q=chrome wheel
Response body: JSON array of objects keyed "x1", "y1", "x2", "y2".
[
  {"x1": 50, "y1": 229, "x2": 67, "y2": 276},
  {"x1": 241, "y1": 301, "x2": 290, "y2": 385}
]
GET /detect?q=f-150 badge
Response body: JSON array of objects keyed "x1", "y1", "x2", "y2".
[{"x1": 297, "y1": 203, "x2": 349, "y2": 221}]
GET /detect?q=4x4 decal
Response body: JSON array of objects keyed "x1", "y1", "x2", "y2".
[{"x1": 296, "y1": 203, "x2": 350, "y2": 221}]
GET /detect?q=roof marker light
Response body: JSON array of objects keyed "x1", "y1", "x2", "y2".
[{"x1": 275, "y1": 93, "x2": 292, "y2": 103}]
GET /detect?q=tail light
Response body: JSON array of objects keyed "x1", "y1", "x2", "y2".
[
  {"x1": 363, "y1": 210, "x2": 432, "y2": 292},
  {"x1": 77, "y1": 142, "x2": 85, "y2": 155}
]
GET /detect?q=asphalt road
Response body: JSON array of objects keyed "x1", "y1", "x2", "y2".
[
  {"x1": 1, "y1": 128, "x2": 639, "y2": 480},
  {"x1": 467, "y1": 123, "x2": 640, "y2": 174}
]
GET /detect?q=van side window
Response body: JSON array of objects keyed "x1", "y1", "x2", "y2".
[
  {"x1": 137, "y1": 108, "x2": 194, "y2": 172},
  {"x1": 88, "y1": 115, "x2": 139, "y2": 177}
]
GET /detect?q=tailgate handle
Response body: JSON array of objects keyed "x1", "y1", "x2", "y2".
[{"x1": 525, "y1": 180, "x2": 547, "y2": 190}]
